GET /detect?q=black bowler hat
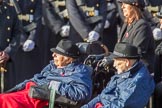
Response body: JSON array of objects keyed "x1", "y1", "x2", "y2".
[
  {"x1": 118, "y1": 0, "x2": 145, "y2": 8},
  {"x1": 50, "y1": 39, "x2": 80, "y2": 58},
  {"x1": 111, "y1": 42, "x2": 140, "y2": 59}
]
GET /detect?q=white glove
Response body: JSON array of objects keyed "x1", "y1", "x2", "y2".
[
  {"x1": 60, "y1": 25, "x2": 70, "y2": 37},
  {"x1": 88, "y1": 31, "x2": 100, "y2": 42},
  {"x1": 48, "y1": 80, "x2": 61, "y2": 91},
  {"x1": 22, "y1": 40, "x2": 35, "y2": 52},
  {"x1": 153, "y1": 28, "x2": 162, "y2": 41},
  {"x1": 104, "y1": 20, "x2": 110, "y2": 29}
]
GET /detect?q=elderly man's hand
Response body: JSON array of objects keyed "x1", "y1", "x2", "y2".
[{"x1": 0, "y1": 51, "x2": 9, "y2": 64}]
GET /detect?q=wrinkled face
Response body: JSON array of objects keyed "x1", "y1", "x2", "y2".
[
  {"x1": 113, "y1": 58, "x2": 128, "y2": 74},
  {"x1": 52, "y1": 52, "x2": 73, "y2": 68},
  {"x1": 121, "y1": 3, "x2": 134, "y2": 18}
]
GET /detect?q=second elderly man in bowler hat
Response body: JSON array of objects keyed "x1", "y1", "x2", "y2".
[
  {"x1": 0, "y1": 39, "x2": 93, "y2": 108},
  {"x1": 81, "y1": 42, "x2": 155, "y2": 108}
]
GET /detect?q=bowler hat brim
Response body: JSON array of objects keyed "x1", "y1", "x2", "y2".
[
  {"x1": 118, "y1": 0, "x2": 130, "y2": 4},
  {"x1": 109, "y1": 52, "x2": 140, "y2": 59},
  {"x1": 50, "y1": 48, "x2": 79, "y2": 58}
]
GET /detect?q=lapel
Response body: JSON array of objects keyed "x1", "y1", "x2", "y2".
[
  {"x1": 118, "y1": 21, "x2": 137, "y2": 42},
  {"x1": 118, "y1": 23, "x2": 127, "y2": 42}
]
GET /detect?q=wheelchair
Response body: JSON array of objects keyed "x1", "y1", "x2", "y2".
[{"x1": 46, "y1": 41, "x2": 116, "y2": 108}]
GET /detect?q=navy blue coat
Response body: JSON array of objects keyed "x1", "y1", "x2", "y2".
[
  {"x1": 0, "y1": 2, "x2": 20, "y2": 58},
  {"x1": 0, "y1": 2, "x2": 21, "y2": 90}
]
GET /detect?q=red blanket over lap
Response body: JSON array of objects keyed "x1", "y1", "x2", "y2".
[{"x1": 0, "y1": 82, "x2": 48, "y2": 108}]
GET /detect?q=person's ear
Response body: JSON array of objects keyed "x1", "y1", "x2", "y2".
[{"x1": 125, "y1": 59, "x2": 129, "y2": 67}]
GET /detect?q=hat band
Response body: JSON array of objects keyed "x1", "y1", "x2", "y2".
[
  {"x1": 56, "y1": 46, "x2": 75, "y2": 57},
  {"x1": 113, "y1": 51, "x2": 126, "y2": 57},
  {"x1": 56, "y1": 46, "x2": 67, "y2": 54}
]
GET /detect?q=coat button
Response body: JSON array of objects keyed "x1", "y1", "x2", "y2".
[
  {"x1": 6, "y1": 38, "x2": 10, "y2": 42},
  {"x1": 7, "y1": 27, "x2": 11, "y2": 31},
  {"x1": 4, "y1": 6, "x2": 7, "y2": 9},
  {"x1": 30, "y1": 9, "x2": 33, "y2": 13},
  {"x1": 7, "y1": 16, "x2": 10, "y2": 19}
]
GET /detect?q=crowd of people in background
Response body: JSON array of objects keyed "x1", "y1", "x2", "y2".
[{"x1": 0, "y1": 0, "x2": 162, "y2": 107}]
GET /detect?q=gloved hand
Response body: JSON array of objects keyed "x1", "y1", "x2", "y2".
[
  {"x1": 88, "y1": 31, "x2": 100, "y2": 42},
  {"x1": 153, "y1": 28, "x2": 162, "y2": 41},
  {"x1": 22, "y1": 40, "x2": 35, "y2": 52},
  {"x1": 48, "y1": 80, "x2": 61, "y2": 91},
  {"x1": 60, "y1": 25, "x2": 70, "y2": 37},
  {"x1": 104, "y1": 20, "x2": 110, "y2": 29}
]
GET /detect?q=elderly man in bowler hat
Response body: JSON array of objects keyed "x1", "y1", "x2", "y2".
[
  {"x1": 0, "y1": 39, "x2": 93, "y2": 108},
  {"x1": 81, "y1": 42, "x2": 155, "y2": 108}
]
